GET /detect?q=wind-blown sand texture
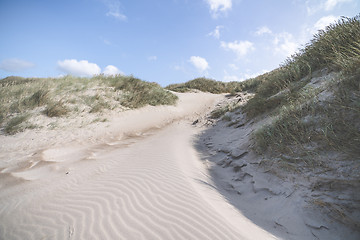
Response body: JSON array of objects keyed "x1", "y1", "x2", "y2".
[{"x1": 0, "y1": 92, "x2": 275, "y2": 240}]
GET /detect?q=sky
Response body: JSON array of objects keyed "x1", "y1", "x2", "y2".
[{"x1": 0, "y1": 0, "x2": 358, "y2": 86}]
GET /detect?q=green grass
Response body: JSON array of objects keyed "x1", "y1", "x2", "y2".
[
  {"x1": 98, "y1": 75, "x2": 178, "y2": 108},
  {"x1": 0, "y1": 74, "x2": 178, "y2": 135},
  {"x1": 4, "y1": 115, "x2": 29, "y2": 135},
  {"x1": 166, "y1": 77, "x2": 244, "y2": 94},
  {"x1": 22, "y1": 89, "x2": 50, "y2": 109},
  {"x1": 43, "y1": 101, "x2": 69, "y2": 117},
  {"x1": 244, "y1": 15, "x2": 360, "y2": 164},
  {"x1": 242, "y1": 15, "x2": 360, "y2": 119}
]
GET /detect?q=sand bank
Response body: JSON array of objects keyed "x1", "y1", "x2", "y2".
[{"x1": 0, "y1": 92, "x2": 275, "y2": 239}]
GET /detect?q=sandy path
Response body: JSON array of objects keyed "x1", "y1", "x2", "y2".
[{"x1": 0, "y1": 93, "x2": 275, "y2": 239}]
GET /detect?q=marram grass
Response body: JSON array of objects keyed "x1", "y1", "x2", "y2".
[{"x1": 0, "y1": 75, "x2": 178, "y2": 135}]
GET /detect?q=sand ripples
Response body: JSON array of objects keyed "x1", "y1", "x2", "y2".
[{"x1": 0, "y1": 123, "x2": 274, "y2": 240}]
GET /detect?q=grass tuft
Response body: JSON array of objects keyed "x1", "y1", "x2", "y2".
[
  {"x1": 101, "y1": 75, "x2": 178, "y2": 108},
  {"x1": 22, "y1": 89, "x2": 50, "y2": 108},
  {"x1": 4, "y1": 115, "x2": 29, "y2": 135},
  {"x1": 43, "y1": 101, "x2": 69, "y2": 117}
]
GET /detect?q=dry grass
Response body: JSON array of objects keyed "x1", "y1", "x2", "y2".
[
  {"x1": 243, "y1": 16, "x2": 360, "y2": 118},
  {"x1": 43, "y1": 101, "x2": 69, "y2": 117},
  {"x1": 4, "y1": 115, "x2": 29, "y2": 135},
  {"x1": 236, "y1": 15, "x2": 360, "y2": 163},
  {"x1": 99, "y1": 75, "x2": 178, "y2": 108},
  {"x1": 311, "y1": 198, "x2": 360, "y2": 230},
  {"x1": 166, "y1": 77, "x2": 244, "y2": 94},
  {"x1": 0, "y1": 75, "x2": 178, "y2": 135}
]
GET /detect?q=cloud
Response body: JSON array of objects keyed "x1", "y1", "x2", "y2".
[
  {"x1": 324, "y1": 0, "x2": 352, "y2": 10},
  {"x1": 148, "y1": 56, "x2": 157, "y2": 61},
  {"x1": 255, "y1": 26, "x2": 272, "y2": 36},
  {"x1": 273, "y1": 32, "x2": 299, "y2": 57},
  {"x1": 224, "y1": 69, "x2": 268, "y2": 82},
  {"x1": 220, "y1": 40, "x2": 255, "y2": 58},
  {"x1": 223, "y1": 72, "x2": 240, "y2": 82},
  {"x1": 302, "y1": 15, "x2": 339, "y2": 42},
  {"x1": 241, "y1": 69, "x2": 269, "y2": 80},
  {"x1": 57, "y1": 59, "x2": 101, "y2": 77},
  {"x1": 306, "y1": 0, "x2": 353, "y2": 14},
  {"x1": 103, "y1": 65, "x2": 123, "y2": 75},
  {"x1": 205, "y1": 0, "x2": 232, "y2": 18},
  {"x1": 313, "y1": 15, "x2": 339, "y2": 31},
  {"x1": 189, "y1": 56, "x2": 209, "y2": 72},
  {"x1": 208, "y1": 25, "x2": 223, "y2": 39},
  {"x1": 0, "y1": 58, "x2": 35, "y2": 72},
  {"x1": 104, "y1": 0, "x2": 127, "y2": 21}
]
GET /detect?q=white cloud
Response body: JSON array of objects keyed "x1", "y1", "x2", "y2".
[
  {"x1": 241, "y1": 69, "x2": 269, "y2": 80},
  {"x1": 220, "y1": 40, "x2": 255, "y2": 58},
  {"x1": 255, "y1": 26, "x2": 272, "y2": 36},
  {"x1": 223, "y1": 75, "x2": 240, "y2": 82},
  {"x1": 57, "y1": 59, "x2": 101, "y2": 77},
  {"x1": 273, "y1": 32, "x2": 299, "y2": 57},
  {"x1": 302, "y1": 15, "x2": 339, "y2": 43},
  {"x1": 0, "y1": 58, "x2": 35, "y2": 72},
  {"x1": 306, "y1": 0, "x2": 353, "y2": 14},
  {"x1": 208, "y1": 25, "x2": 223, "y2": 39},
  {"x1": 324, "y1": 0, "x2": 352, "y2": 10},
  {"x1": 189, "y1": 56, "x2": 209, "y2": 72},
  {"x1": 103, "y1": 65, "x2": 122, "y2": 76},
  {"x1": 224, "y1": 69, "x2": 268, "y2": 82},
  {"x1": 313, "y1": 15, "x2": 339, "y2": 31},
  {"x1": 223, "y1": 71, "x2": 240, "y2": 82},
  {"x1": 205, "y1": 0, "x2": 232, "y2": 18},
  {"x1": 148, "y1": 56, "x2": 157, "y2": 61},
  {"x1": 104, "y1": 0, "x2": 127, "y2": 21}
]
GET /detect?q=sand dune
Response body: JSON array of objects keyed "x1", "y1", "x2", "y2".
[{"x1": 0, "y1": 92, "x2": 276, "y2": 240}]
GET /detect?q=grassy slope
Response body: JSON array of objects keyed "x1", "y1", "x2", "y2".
[
  {"x1": 238, "y1": 16, "x2": 360, "y2": 229},
  {"x1": 242, "y1": 16, "x2": 360, "y2": 161},
  {"x1": 0, "y1": 75, "x2": 177, "y2": 135},
  {"x1": 166, "y1": 77, "x2": 244, "y2": 94}
]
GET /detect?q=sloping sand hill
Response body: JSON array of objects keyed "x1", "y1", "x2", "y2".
[{"x1": 0, "y1": 92, "x2": 276, "y2": 239}]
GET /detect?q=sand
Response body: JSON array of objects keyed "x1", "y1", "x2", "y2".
[
  {"x1": 193, "y1": 93, "x2": 360, "y2": 240},
  {"x1": 0, "y1": 92, "x2": 276, "y2": 240}
]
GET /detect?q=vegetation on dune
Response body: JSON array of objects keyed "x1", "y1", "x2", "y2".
[
  {"x1": 235, "y1": 16, "x2": 360, "y2": 230},
  {"x1": 244, "y1": 16, "x2": 360, "y2": 118},
  {"x1": 101, "y1": 75, "x2": 178, "y2": 108},
  {"x1": 166, "y1": 77, "x2": 244, "y2": 94},
  {"x1": 4, "y1": 114, "x2": 31, "y2": 135},
  {"x1": 238, "y1": 15, "x2": 360, "y2": 164},
  {"x1": 0, "y1": 75, "x2": 178, "y2": 135}
]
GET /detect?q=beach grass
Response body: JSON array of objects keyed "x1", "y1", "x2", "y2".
[
  {"x1": 0, "y1": 75, "x2": 178, "y2": 135},
  {"x1": 166, "y1": 77, "x2": 244, "y2": 94},
  {"x1": 240, "y1": 15, "x2": 360, "y2": 163}
]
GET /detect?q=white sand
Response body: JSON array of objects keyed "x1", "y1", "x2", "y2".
[{"x1": 0, "y1": 92, "x2": 276, "y2": 240}]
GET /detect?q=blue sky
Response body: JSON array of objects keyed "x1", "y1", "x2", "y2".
[{"x1": 0, "y1": 0, "x2": 358, "y2": 86}]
